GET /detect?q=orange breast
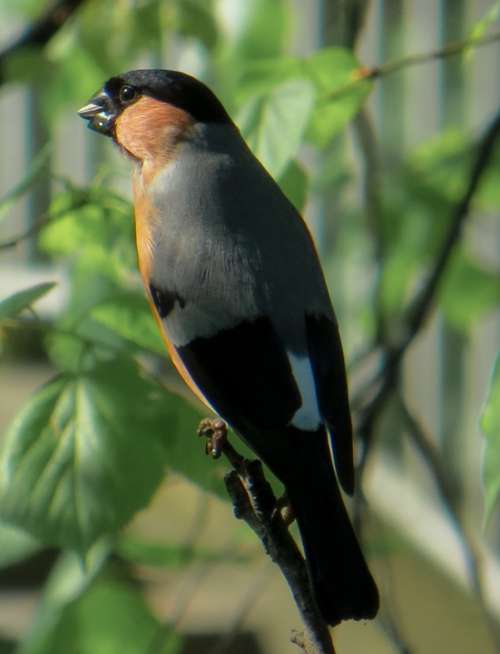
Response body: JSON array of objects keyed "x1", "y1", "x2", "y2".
[
  {"x1": 132, "y1": 175, "x2": 212, "y2": 411},
  {"x1": 132, "y1": 174, "x2": 155, "y2": 285},
  {"x1": 148, "y1": 298, "x2": 213, "y2": 410}
]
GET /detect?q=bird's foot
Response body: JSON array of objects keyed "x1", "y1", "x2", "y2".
[{"x1": 197, "y1": 417, "x2": 228, "y2": 459}]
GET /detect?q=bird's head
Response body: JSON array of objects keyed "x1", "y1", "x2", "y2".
[{"x1": 78, "y1": 69, "x2": 231, "y2": 164}]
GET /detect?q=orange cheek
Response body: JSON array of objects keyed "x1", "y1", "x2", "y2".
[
  {"x1": 115, "y1": 96, "x2": 192, "y2": 164},
  {"x1": 119, "y1": 97, "x2": 194, "y2": 278}
]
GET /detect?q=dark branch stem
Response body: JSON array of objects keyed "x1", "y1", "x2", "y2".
[
  {"x1": 0, "y1": 0, "x2": 84, "y2": 84},
  {"x1": 198, "y1": 420, "x2": 335, "y2": 654},
  {"x1": 0, "y1": 0, "x2": 85, "y2": 85},
  {"x1": 0, "y1": 196, "x2": 89, "y2": 251},
  {"x1": 402, "y1": 110, "x2": 500, "y2": 343},
  {"x1": 351, "y1": 110, "x2": 500, "y2": 647},
  {"x1": 356, "y1": 108, "x2": 500, "y2": 462},
  {"x1": 225, "y1": 462, "x2": 335, "y2": 654},
  {"x1": 370, "y1": 30, "x2": 500, "y2": 80}
]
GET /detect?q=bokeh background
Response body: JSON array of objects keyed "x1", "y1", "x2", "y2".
[{"x1": 0, "y1": 1, "x2": 499, "y2": 653}]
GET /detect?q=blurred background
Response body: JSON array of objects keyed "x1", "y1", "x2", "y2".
[{"x1": 0, "y1": 1, "x2": 499, "y2": 653}]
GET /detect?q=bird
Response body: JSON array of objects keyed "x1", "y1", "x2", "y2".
[{"x1": 78, "y1": 69, "x2": 379, "y2": 627}]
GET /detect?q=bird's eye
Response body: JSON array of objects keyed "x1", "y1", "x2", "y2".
[{"x1": 119, "y1": 85, "x2": 137, "y2": 104}]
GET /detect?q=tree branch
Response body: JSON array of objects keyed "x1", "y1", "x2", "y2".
[
  {"x1": 402, "y1": 113, "x2": 500, "y2": 344},
  {"x1": 325, "y1": 29, "x2": 500, "y2": 102},
  {"x1": 348, "y1": 107, "x2": 500, "y2": 652},
  {"x1": 356, "y1": 107, "x2": 500, "y2": 464},
  {"x1": 0, "y1": 183, "x2": 94, "y2": 251},
  {"x1": 0, "y1": 0, "x2": 85, "y2": 85},
  {"x1": 198, "y1": 419, "x2": 336, "y2": 654}
]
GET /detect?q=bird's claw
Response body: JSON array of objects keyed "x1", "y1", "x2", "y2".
[
  {"x1": 275, "y1": 493, "x2": 295, "y2": 526},
  {"x1": 197, "y1": 418, "x2": 228, "y2": 459}
]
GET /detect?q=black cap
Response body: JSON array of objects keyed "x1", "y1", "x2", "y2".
[{"x1": 105, "y1": 69, "x2": 231, "y2": 124}]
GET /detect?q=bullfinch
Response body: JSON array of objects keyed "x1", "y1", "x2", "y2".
[{"x1": 78, "y1": 69, "x2": 379, "y2": 626}]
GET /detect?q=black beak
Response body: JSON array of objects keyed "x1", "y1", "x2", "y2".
[{"x1": 78, "y1": 92, "x2": 116, "y2": 137}]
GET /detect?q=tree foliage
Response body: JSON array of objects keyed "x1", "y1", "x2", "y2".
[{"x1": 0, "y1": 1, "x2": 499, "y2": 652}]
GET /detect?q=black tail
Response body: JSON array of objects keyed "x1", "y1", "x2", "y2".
[{"x1": 285, "y1": 444, "x2": 379, "y2": 626}]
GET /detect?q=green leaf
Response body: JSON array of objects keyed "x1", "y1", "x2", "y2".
[
  {"x1": 16, "y1": 545, "x2": 110, "y2": 654},
  {"x1": 475, "y1": 144, "x2": 500, "y2": 211},
  {"x1": 91, "y1": 292, "x2": 165, "y2": 356},
  {"x1": 237, "y1": 56, "x2": 306, "y2": 100},
  {"x1": 238, "y1": 79, "x2": 315, "y2": 177},
  {"x1": 216, "y1": 0, "x2": 288, "y2": 60},
  {"x1": 0, "y1": 356, "x2": 228, "y2": 552},
  {"x1": 306, "y1": 47, "x2": 372, "y2": 147},
  {"x1": 117, "y1": 538, "x2": 197, "y2": 568},
  {"x1": 410, "y1": 129, "x2": 470, "y2": 203},
  {"x1": 0, "y1": 0, "x2": 46, "y2": 19},
  {"x1": 18, "y1": 552, "x2": 181, "y2": 654},
  {"x1": 41, "y1": 47, "x2": 107, "y2": 125},
  {"x1": 174, "y1": 0, "x2": 218, "y2": 49},
  {"x1": 39, "y1": 187, "x2": 135, "y2": 282},
  {"x1": 380, "y1": 247, "x2": 418, "y2": 315},
  {"x1": 439, "y1": 253, "x2": 500, "y2": 331},
  {"x1": 0, "y1": 282, "x2": 56, "y2": 321},
  {"x1": 0, "y1": 522, "x2": 40, "y2": 569},
  {"x1": 236, "y1": 47, "x2": 371, "y2": 148},
  {"x1": 44, "y1": 331, "x2": 89, "y2": 374},
  {"x1": 408, "y1": 128, "x2": 500, "y2": 212},
  {"x1": 465, "y1": 1, "x2": 500, "y2": 60},
  {"x1": 2, "y1": 47, "x2": 51, "y2": 86},
  {"x1": 63, "y1": 577, "x2": 181, "y2": 654},
  {"x1": 481, "y1": 354, "x2": 500, "y2": 523},
  {"x1": 0, "y1": 359, "x2": 168, "y2": 551}
]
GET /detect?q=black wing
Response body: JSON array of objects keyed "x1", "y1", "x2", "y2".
[
  {"x1": 176, "y1": 316, "x2": 302, "y2": 434},
  {"x1": 306, "y1": 313, "x2": 354, "y2": 494}
]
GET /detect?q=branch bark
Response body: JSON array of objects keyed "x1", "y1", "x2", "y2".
[
  {"x1": 198, "y1": 419, "x2": 336, "y2": 654},
  {"x1": 0, "y1": 0, "x2": 85, "y2": 85},
  {"x1": 326, "y1": 29, "x2": 500, "y2": 102}
]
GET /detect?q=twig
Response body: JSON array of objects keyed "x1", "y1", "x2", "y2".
[
  {"x1": 198, "y1": 419, "x2": 336, "y2": 654},
  {"x1": 325, "y1": 30, "x2": 500, "y2": 102},
  {"x1": 0, "y1": 213, "x2": 58, "y2": 251},
  {"x1": 403, "y1": 112, "x2": 500, "y2": 345},
  {"x1": 0, "y1": 0, "x2": 85, "y2": 85},
  {"x1": 225, "y1": 464, "x2": 335, "y2": 654},
  {"x1": 351, "y1": 112, "x2": 500, "y2": 653},
  {"x1": 356, "y1": 107, "x2": 500, "y2": 465},
  {"x1": 0, "y1": 194, "x2": 90, "y2": 251}
]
